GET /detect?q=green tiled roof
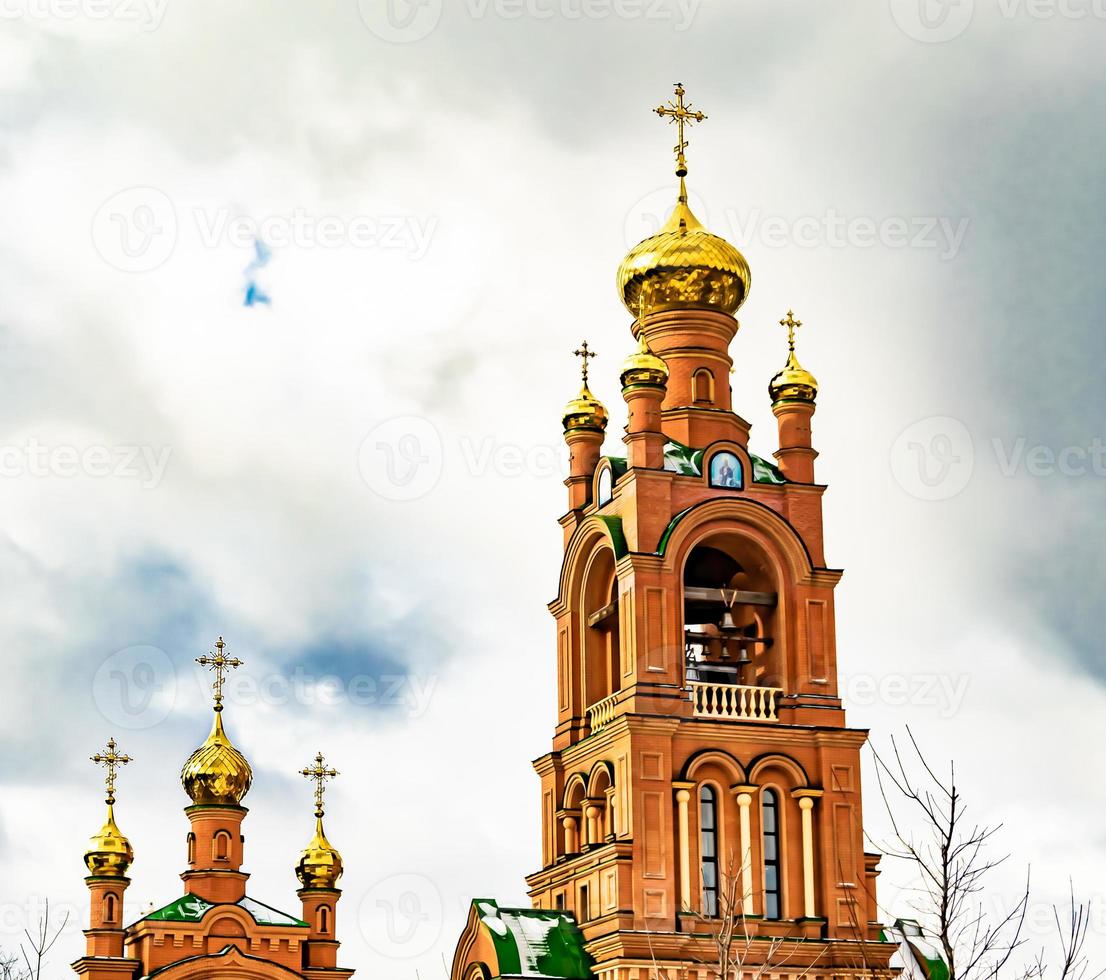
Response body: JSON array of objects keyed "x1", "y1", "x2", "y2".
[
  {"x1": 139, "y1": 894, "x2": 307, "y2": 928},
  {"x1": 472, "y1": 900, "x2": 592, "y2": 979},
  {"x1": 662, "y1": 438, "x2": 788, "y2": 485}
]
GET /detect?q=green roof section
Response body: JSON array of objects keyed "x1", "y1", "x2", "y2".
[
  {"x1": 472, "y1": 900, "x2": 593, "y2": 979},
  {"x1": 751, "y1": 454, "x2": 787, "y2": 484},
  {"x1": 138, "y1": 894, "x2": 307, "y2": 928},
  {"x1": 595, "y1": 515, "x2": 628, "y2": 559},
  {"x1": 663, "y1": 440, "x2": 704, "y2": 476}
]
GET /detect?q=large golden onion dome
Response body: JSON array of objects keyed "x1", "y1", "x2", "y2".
[
  {"x1": 84, "y1": 805, "x2": 134, "y2": 878},
  {"x1": 296, "y1": 817, "x2": 344, "y2": 890},
  {"x1": 620, "y1": 334, "x2": 669, "y2": 389},
  {"x1": 181, "y1": 709, "x2": 253, "y2": 806},
  {"x1": 618, "y1": 179, "x2": 751, "y2": 318},
  {"x1": 562, "y1": 384, "x2": 608, "y2": 433}
]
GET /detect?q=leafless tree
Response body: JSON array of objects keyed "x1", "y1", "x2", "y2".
[
  {"x1": 682, "y1": 854, "x2": 825, "y2": 980},
  {"x1": 871, "y1": 729, "x2": 1099, "y2": 980},
  {"x1": 1, "y1": 952, "x2": 28, "y2": 980},
  {"x1": 18, "y1": 900, "x2": 69, "y2": 980}
]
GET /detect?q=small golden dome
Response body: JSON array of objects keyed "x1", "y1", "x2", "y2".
[
  {"x1": 769, "y1": 350, "x2": 819, "y2": 404},
  {"x1": 84, "y1": 805, "x2": 134, "y2": 878},
  {"x1": 618, "y1": 180, "x2": 751, "y2": 318},
  {"x1": 620, "y1": 334, "x2": 669, "y2": 389},
  {"x1": 562, "y1": 384, "x2": 608, "y2": 433},
  {"x1": 296, "y1": 817, "x2": 344, "y2": 890},
  {"x1": 181, "y1": 710, "x2": 252, "y2": 806}
]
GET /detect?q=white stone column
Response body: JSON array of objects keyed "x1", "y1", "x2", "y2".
[
  {"x1": 734, "y1": 785, "x2": 757, "y2": 916},
  {"x1": 792, "y1": 789, "x2": 823, "y2": 919},
  {"x1": 674, "y1": 785, "x2": 693, "y2": 912},
  {"x1": 562, "y1": 814, "x2": 579, "y2": 854},
  {"x1": 584, "y1": 804, "x2": 602, "y2": 846}
]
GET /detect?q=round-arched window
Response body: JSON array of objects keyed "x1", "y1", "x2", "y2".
[
  {"x1": 597, "y1": 467, "x2": 613, "y2": 506},
  {"x1": 709, "y1": 452, "x2": 742, "y2": 490}
]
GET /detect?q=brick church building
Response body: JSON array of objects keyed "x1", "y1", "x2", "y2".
[{"x1": 450, "y1": 85, "x2": 900, "y2": 980}]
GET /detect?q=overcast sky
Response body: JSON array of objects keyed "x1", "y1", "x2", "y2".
[{"x1": 1, "y1": 1, "x2": 1105, "y2": 976}]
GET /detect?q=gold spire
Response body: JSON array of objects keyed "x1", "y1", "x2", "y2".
[
  {"x1": 653, "y1": 82, "x2": 706, "y2": 179},
  {"x1": 563, "y1": 341, "x2": 608, "y2": 433},
  {"x1": 618, "y1": 83, "x2": 750, "y2": 318},
  {"x1": 769, "y1": 309, "x2": 819, "y2": 404},
  {"x1": 181, "y1": 637, "x2": 252, "y2": 805},
  {"x1": 85, "y1": 738, "x2": 134, "y2": 878},
  {"x1": 296, "y1": 752, "x2": 344, "y2": 890}
]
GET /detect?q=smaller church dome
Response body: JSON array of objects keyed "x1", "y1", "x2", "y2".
[
  {"x1": 181, "y1": 710, "x2": 253, "y2": 806},
  {"x1": 769, "y1": 350, "x2": 819, "y2": 404},
  {"x1": 562, "y1": 385, "x2": 608, "y2": 433},
  {"x1": 620, "y1": 334, "x2": 669, "y2": 389},
  {"x1": 618, "y1": 181, "x2": 750, "y2": 318},
  {"x1": 296, "y1": 817, "x2": 344, "y2": 890},
  {"x1": 84, "y1": 805, "x2": 134, "y2": 878}
]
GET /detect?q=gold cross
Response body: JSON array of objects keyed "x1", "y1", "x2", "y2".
[
  {"x1": 780, "y1": 310, "x2": 803, "y2": 352},
  {"x1": 573, "y1": 341, "x2": 597, "y2": 386},
  {"x1": 91, "y1": 737, "x2": 132, "y2": 805},
  {"x1": 654, "y1": 82, "x2": 707, "y2": 178},
  {"x1": 300, "y1": 751, "x2": 339, "y2": 818},
  {"x1": 196, "y1": 636, "x2": 244, "y2": 711}
]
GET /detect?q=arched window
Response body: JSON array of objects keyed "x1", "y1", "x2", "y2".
[
  {"x1": 762, "y1": 789, "x2": 782, "y2": 919},
  {"x1": 104, "y1": 893, "x2": 117, "y2": 924},
  {"x1": 699, "y1": 785, "x2": 719, "y2": 917},
  {"x1": 597, "y1": 466, "x2": 613, "y2": 507},
  {"x1": 318, "y1": 905, "x2": 330, "y2": 934},
  {"x1": 213, "y1": 830, "x2": 231, "y2": 861},
  {"x1": 708, "y1": 452, "x2": 743, "y2": 490},
  {"x1": 186, "y1": 832, "x2": 196, "y2": 864},
  {"x1": 693, "y1": 369, "x2": 714, "y2": 404}
]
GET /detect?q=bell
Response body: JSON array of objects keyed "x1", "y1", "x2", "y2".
[{"x1": 720, "y1": 609, "x2": 737, "y2": 631}]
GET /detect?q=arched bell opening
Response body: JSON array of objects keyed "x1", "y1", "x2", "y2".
[
  {"x1": 582, "y1": 548, "x2": 621, "y2": 720},
  {"x1": 682, "y1": 534, "x2": 782, "y2": 697}
]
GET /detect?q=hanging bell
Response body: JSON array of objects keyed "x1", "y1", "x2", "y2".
[{"x1": 720, "y1": 609, "x2": 737, "y2": 631}]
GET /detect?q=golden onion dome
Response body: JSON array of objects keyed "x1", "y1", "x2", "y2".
[
  {"x1": 84, "y1": 804, "x2": 134, "y2": 878},
  {"x1": 769, "y1": 349, "x2": 819, "y2": 404},
  {"x1": 620, "y1": 334, "x2": 669, "y2": 389},
  {"x1": 296, "y1": 817, "x2": 344, "y2": 890},
  {"x1": 618, "y1": 180, "x2": 750, "y2": 318},
  {"x1": 562, "y1": 384, "x2": 608, "y2": 433},
  {"x1": 181, "y1": 710, "x2": 252, "y2": 806}
]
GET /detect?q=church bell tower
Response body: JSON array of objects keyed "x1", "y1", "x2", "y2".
[{"x1": 451, "y1": 85, "x2": 896, "y2": 980}]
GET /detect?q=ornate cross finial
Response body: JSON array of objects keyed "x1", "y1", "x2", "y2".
[
  {"x1": 654, "y1": 82, "x2": 707, "y2": 178},
  {"x1": 91, "y1": 737, "x2": 132, "y2": 806},
  {"x1": 300, "y1": 751, "x2": 339, "y2": 818},
  {"x1": 573, "y1": 341, "x2": 597, "y2": 386},
  {"x1": 780, "y1": 310, "x2": 803, "y2": 352},
  {"x1": 196, "y1": 636, "x2": 244, "y2": 712}
]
